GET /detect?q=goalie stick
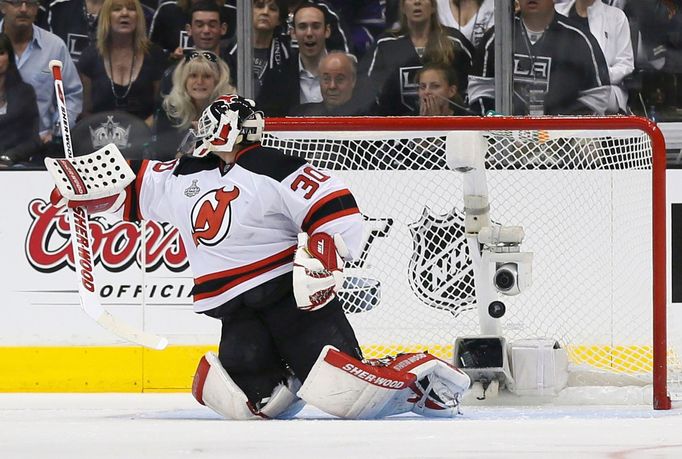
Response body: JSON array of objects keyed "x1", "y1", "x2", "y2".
[{"x1": 49, "y1": 60, "x2": 168, "y2": 350}]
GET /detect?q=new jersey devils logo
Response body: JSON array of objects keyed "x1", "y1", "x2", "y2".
[{"x1": 191, "y1": 186, "x2": 240, "y2": 247}]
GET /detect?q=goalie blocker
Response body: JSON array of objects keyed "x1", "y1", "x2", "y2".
[{"x1": 192, "y1": 345, "x2": 471, "y2": 420}]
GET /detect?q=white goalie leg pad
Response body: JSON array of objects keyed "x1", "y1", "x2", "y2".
[
  {"x1": 45, "y1": 143, "x2": 135, "y2": 202},
  {"x1": 406, "y1": 355, "x2": 471, "y2": 417},
  {"x1": 192, "y1": 352, "x2": 305, "y2": 420},
  {"x1": 298, "y1": 345, "x2": 418, "y2": 419}
]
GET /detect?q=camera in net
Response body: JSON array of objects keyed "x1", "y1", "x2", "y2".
[{"x1": 493, "y1": 263, "x2": 520, "y2": 295}]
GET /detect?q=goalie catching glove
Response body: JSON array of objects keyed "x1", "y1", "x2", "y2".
[
  {"x1": 45, "y1": 143, "x2": 135, "y2": 214},
  {"x1": 293, "y1": 232, "x2": 348, "y2": 311}
]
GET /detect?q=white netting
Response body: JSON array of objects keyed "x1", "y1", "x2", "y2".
[{"x1": 263, "y1": 124, "x2": 678, "y2": 401}]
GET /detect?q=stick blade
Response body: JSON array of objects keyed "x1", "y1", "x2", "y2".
[{"x1": 97, "y1": 311, "x2": 169, "y2": 350}]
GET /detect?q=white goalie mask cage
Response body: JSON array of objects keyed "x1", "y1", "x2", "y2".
[{"x1": 184, "y1": 94, "x2": 265, "y2": 158}]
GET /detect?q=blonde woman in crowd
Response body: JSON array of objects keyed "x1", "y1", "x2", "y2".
[{"x1": 154, "y1": 50, "x2": 235, "y2": 159}]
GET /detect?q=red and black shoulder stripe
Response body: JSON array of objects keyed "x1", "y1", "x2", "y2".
[
  {"x1": 302, "y1": 189, "x2": 360, "y2": 234},
  {"x1": 122, "y1": 159, "x2": 150, "y2": 222},
  {"x1": 192, "y1": 245, "x2": 296, "y2": 302}
]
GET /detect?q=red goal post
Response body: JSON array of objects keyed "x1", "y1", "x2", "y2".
[{"x1": 263, "y1": 116, "x2": 670, "y2": 409}]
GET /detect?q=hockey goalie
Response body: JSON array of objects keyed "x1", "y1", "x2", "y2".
[{"x1": 47, "y1": 94, "x2": 470, "y2": 420}]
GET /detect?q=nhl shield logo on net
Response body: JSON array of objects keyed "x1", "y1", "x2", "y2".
[{"x1": 407, "y1": 206, "x2": 475, "y2": 316}]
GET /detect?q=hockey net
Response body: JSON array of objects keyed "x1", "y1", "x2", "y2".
[{"x1": 263, "y1": 116, "x2": 676, "y2": 409}]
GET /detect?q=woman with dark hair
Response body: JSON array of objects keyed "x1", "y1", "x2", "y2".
[
  {"x1": 77, "y1": 0, "x2": 167, "y2": 125},
  {"x1": 359, "y1": 0, "x2": 474, "y2": 116},
  {"x1": 224, "y1": 0, "x2": 291, "y2": 99},
  {"x1": 0, "y1": 33, "x2": 41, "y2": 168}
]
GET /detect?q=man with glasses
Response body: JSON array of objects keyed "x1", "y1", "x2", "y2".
[
  {"x1": 0, "y1": 0, "x2": 82, "y2": 151},
  {"x1": 289, "y1": 51, "x2": 368, "y2": 116}
]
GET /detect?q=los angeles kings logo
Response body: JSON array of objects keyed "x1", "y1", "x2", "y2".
[{"x1": 191, "y1": 186, "x2": 240, "y2": 247}]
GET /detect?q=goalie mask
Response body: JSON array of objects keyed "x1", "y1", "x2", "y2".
[{"x1": 188, "y1": 95, "x2": 265, "y2": 158}]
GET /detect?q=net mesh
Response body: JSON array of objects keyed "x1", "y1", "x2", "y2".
[{"x1": 263, "y1": 125, "x2": 679, "y2": 393}]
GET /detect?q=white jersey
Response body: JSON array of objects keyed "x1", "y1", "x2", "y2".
[
  {"x1": 436, "y1": 0, "x2": 495, "y2": 47},
  {"x1": 122, "y1": 143, "x2": 364, "y2": 313}
]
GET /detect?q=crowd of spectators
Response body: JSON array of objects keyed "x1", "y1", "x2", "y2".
[{"x1": 0, "y1": 0, "x2": 680, "y2": 167}]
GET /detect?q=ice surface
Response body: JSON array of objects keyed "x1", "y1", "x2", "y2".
[{"x1": 1, "y1": 394, "x2": 681, "y2": 458}]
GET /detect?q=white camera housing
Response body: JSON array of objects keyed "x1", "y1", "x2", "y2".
[{"x1": 482, "y1": 251, "x2": 533, "y2": 296}]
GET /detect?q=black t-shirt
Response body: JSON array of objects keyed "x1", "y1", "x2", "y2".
[
  {"x1": 149, "y1": 1, "x2": 236, "y2": 54},
  {"x1": 252, "y1": 48, "x2": 270, "y2": 82},
  {"x1": 251, "y1": 47, "x2": 270, "y2": 99},
  {"x1": 567, "y1": 6, "x2": 590, "y2": 30},
  {"x1": 78, "y1": 44, "x2": 168, "y2": 120}
]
